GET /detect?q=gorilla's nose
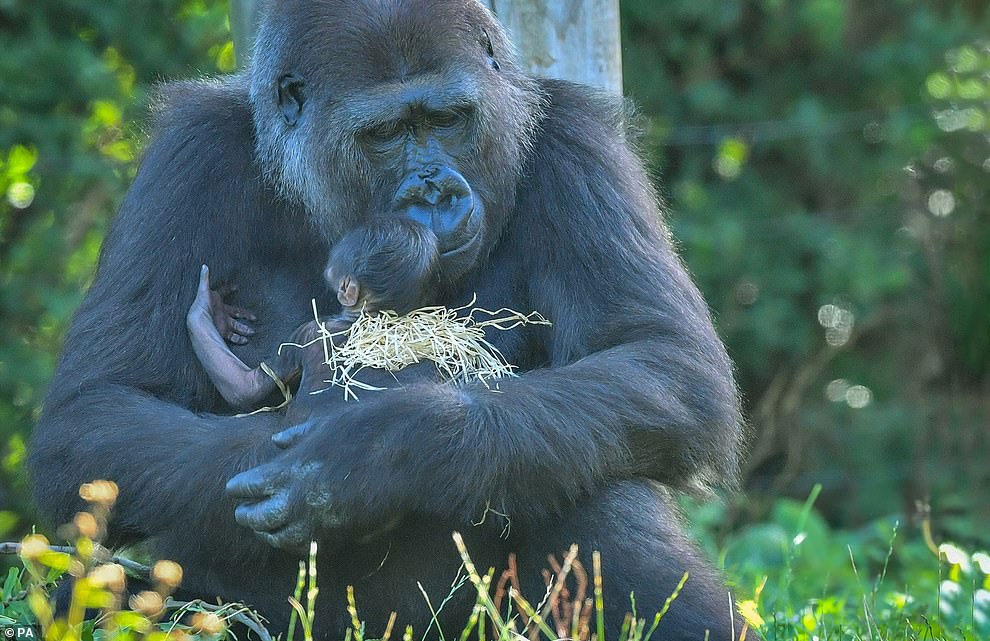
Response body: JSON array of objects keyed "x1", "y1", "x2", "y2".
[{"x1": 394, "y1": 165, "x2": 474, "y2": 250}]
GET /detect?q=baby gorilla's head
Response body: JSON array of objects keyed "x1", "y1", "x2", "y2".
[{"x1": 325, "y1": 219, "x2": 440, "y2": 317}]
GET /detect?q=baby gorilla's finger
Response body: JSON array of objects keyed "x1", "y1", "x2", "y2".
[
  {"x1": 230, "y1": 319, "x2": 256, "y2": 337},
  {"x1": 227, "y1": 332, "x2": 249, "y2": 345},
  {"x1": 225, "y1": 305, "x2": 258, "y2": 322},
  {"x1": 217, "y1": 282, "x2": 238, "y2": 298}
]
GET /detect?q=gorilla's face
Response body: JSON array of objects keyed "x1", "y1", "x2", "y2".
[{"x1": 249, "y1": 0, "x2": 542, "y2": 284}]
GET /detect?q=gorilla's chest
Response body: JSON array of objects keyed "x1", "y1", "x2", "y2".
[{"x1": 225, "y1": 239, "x2": 337, "y2": 368}]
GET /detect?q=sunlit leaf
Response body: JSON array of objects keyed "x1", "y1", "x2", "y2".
[
  {"x1": 216, "y1": 41, "x2": 236, "y2": 72},
  {"x1": 6, "y1": 145, "x2": 37, "y2": 176}
]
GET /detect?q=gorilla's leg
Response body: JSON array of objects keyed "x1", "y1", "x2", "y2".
[{"x1": 514, "y1": 481, "x2": 739, "y2": 641}]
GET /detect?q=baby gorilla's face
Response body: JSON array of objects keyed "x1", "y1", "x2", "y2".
[
  {"x1": 324, "y1": 219, "x2": 440, "y2": 317},
  {"x1": 326, "y1": 269, "x2": 378, "y2": 317}
]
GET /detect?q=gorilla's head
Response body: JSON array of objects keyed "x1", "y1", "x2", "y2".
[{"x1": 249, "y1": 0, "x2": 543, "y2": 283}]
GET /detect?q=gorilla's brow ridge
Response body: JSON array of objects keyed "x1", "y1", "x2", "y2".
[{"x1": 334, "y1": 72, "x2": 481, "y2": 128}]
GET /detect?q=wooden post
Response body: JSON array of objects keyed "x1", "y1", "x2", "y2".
[
  {"x1": 229, "y1": 0, "x2": 263, "y2": 67},
  {"x1": 488, "y1": 0, "x2": 623, "y2": 94},
  {"x1": 228, "y1": 0, "x2": 624, "y2": 95}
]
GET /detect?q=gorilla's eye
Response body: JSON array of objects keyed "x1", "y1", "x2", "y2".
[
  {"x1": 363, "y1": 121, "x2": 402, "y2": 144},
  {"x1": 428, "y1": 109, "x2": 464, "y2": 129},
  {"x1": 277, "y1": 74, "x2": 305, "y2": 127}
]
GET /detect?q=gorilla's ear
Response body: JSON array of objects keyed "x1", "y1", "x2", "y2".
[
  {"x1": 277, "y1": 74, "x2": 305, "y2": 126},
  {"x1": 481, "y1": 29, "x2": 500, "y2": 71}
]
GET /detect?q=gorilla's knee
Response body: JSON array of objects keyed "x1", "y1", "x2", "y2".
[{"x1": 515, "y1": 481, "x2": 741, "y2": 641}]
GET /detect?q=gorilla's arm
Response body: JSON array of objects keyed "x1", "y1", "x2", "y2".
[
  {"x1": 227, "y1": 81, "x2": 742, "y2": 543},
  {"x1": 28, "y1": 79, "x2": 310, "y2": 553}
]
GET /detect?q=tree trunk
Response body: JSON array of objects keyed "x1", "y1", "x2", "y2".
[
  {"x1": 229, "y1": 0, "x2": 262, "y2": 67},
  {"x1": 488, "y1": 0, "x2": 623, "y2": 93},
  {"x1": 229, "y1": 0, "x2": 624, "y2": 95}
]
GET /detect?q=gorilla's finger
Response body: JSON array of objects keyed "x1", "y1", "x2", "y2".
[
  {"x1": 230, "y1": 320, "x2": 256, "y2": 336},
  {"x1": 255, "y1": 531, "x2": 284, "y2": 549},
  {"x1": 226, "y1": 466, "x2": 279, "y2": 500},
  {"x1": 272, "y1": 420, "x2": 315, "y2": 448},
  {"x1": 256, "y1": 522, "x2": 312, "y2": 553},
  {"x1": 234, "y1": 496, "x2": 292, "y2": 532},
  {"x1": 227, "y1": 332, "x2": 249, "y2": 345},
  {"x1": 226, "y1": 305, "x2": 258, "y2": 322}
]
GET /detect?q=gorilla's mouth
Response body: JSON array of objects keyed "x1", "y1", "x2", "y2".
[
  {"x1": 439, "y1": 197, "x2": 485, "y2": 258},
  {"x1": 395, "y1": 166, "x2": 484, "y2": 259}
]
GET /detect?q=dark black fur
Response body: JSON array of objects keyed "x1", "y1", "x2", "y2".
[{"x1": 29, "y1": 1, "x2": 746, "y2": 639}]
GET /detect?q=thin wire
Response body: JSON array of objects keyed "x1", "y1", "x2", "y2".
[{"x1": 656, "y1": 104, "x2": 929, "y2": 146}]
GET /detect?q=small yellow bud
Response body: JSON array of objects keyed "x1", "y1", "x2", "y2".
[
  {"x1": 74, "y1": 511, "x2": 101, "y2": 539},
  {"x1": 89, "y1": 563, "x2": 126, "y2": 592},
  {"x1": 79, "y1": 480, "x2": 119, "y2": 505},
  {"x1": 129, "y1": 590, "x2": 165, "y2": 617},
  {"x1": 190, "y1": 612, "x2": 225, "y2": 636},
  {"x1": 152, "y1": 560, "x2": 183, "y2": 590},
  {"x1": 20, "y1": 534, "x2": 50, "y2": 561}
]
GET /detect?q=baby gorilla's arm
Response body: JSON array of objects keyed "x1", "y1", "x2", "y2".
[{"x1": 186, "y1": 265, "x2": 291, "y2": 410}]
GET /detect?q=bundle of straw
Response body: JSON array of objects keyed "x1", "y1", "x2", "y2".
[{"x1": 287, "y1": 296, "x2": 550, "y2": 400}]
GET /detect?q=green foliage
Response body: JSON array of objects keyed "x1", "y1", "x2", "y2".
[
  {"x1": 681, "y1": 492, "x2": 990, "y2": 640},
  {"x1": 621, "y1": 0, "x2": 990, "y2": 536},
  {"x1": 0, "y1": 0, "x2": 231, "y2": 539}
]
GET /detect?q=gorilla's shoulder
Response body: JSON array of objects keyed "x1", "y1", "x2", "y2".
[
  {"x1": 112, "y1": 74, "x2": 264, "y2": 241},
  {"x1": 533, "y1": 78, "x2": 637, "y2": 144},
  {"x1": 146, "y1": 74, "x2": 255, "y2": 158}
]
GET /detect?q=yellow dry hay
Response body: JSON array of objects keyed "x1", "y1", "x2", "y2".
[{"x1": 284, "y1": 296, "x2": 550, "y2": 400}]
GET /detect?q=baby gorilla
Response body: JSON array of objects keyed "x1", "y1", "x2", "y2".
[{"x1": 187, "y1": 219, "x2": 439, "y2": 411}]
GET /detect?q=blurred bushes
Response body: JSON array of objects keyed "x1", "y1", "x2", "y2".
[
  {"x1": 0, "y1": 0, "x2": 988, "y2": 547},
  {"x1": 621, "y1": 0, "x2": 990, "y2": 542},
  {"x1": 0, "y1": 0, "x2": 231, "y2": 537}
]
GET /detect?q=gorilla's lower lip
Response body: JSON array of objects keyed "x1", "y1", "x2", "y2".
[{"x1": 439, "y1": 206, "x2": 484, "y2": 257}]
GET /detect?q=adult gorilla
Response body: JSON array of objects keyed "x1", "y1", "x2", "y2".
[{"x1": 29, "y1": 0, "x2": 745, "y2": 638}]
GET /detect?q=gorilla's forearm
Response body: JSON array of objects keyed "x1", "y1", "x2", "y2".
[
  {"x1": 29, "y1": 383, "x2": 281, "y2": 553},
  {"x1": 278, "y1": 331, "x2": 739, "y2": 530},
  {"x1": 252, "y1": 325, "x2": 739, "y2": 545}
]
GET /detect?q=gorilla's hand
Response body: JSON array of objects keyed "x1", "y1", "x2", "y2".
[
  {"x1": 224, "y1": 396, "x2": 424, "y2": 548},
  {"x1": 225, "y1": 456, "x2": 346, "y2": 552}
]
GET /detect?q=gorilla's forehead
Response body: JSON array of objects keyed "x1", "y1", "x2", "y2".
[{"x1": 275, "y1": 0, "x2": 490, "y2": 86}]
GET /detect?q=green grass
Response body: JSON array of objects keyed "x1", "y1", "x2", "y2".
[
  {"x1": 683, "y1": 488, "x2": 990, "y2": 641},
  {"x1": 2, "y1": 486, "x2": 988, "y2": 641}
]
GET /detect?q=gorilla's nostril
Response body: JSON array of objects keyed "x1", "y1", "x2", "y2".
[{"x1": 439, "y1": 193, "x2": 454, "y2": 210}]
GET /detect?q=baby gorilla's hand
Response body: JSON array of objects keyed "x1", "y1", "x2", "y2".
[{"x1": 188, "y1": 265, "x2": 258, "y2": 345}]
